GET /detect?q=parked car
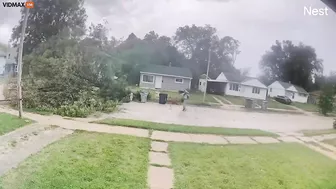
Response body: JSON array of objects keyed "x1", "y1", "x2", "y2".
[{"x1": 274, "y1": 95, "x2": 292, "y2": 105}]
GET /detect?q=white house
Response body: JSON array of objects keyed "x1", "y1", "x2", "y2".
[
  {"x1": 139, "y1": 65, "x2": 192, "y2": 91},
  {"x1": 268, "y1": 81, "x2": 309, "y2": 103},
  {"x1": 0, "y1": 50, "x2": 6, "y2": 75},
  {"x1": 199, "y1": 72, "x2": 267, "y2": 100}
]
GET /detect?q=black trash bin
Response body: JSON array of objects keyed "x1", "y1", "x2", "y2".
[{"x1": 159, "y1": 93, "x2": 168, "y2": 104}]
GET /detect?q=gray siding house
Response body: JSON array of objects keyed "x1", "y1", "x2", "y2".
[{"x1": 139, "y1": 65, "x2": 192, "y2": 91}]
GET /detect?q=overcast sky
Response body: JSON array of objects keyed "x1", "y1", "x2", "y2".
[{"x1": 0, "y1": 0, "x2": 335, "y2": 77}]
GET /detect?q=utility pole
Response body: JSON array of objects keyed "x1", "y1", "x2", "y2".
[
  {"x1": 203, "y1": 46, "x2": 211, "y2": 103},
  {"x1": 17, "y1": 7, "x2": 30, "y2": 118}
]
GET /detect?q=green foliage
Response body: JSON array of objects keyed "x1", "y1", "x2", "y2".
[
  {"x1": 11, "y1": 0, "x2": 87, "y2": 56},
  {"x1": 259, "y1": 40, "x2": 323, "y2": 91},
  {"x1": 11, "y1": 30, "x2": 128, "y2": 117},
  {"x1": 174, "y1": 24, "x2": 240, "y2": 87},
  {"x1": 318, "y1": 85, "x2": 335, "y2": 115}
]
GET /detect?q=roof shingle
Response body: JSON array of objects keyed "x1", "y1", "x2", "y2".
[
  {"x1": 278, "y1": 81, "x2": 308, "y2": 94},
  {"x1": 140, "y1": 65, "x2": 192, "y2": 78}
]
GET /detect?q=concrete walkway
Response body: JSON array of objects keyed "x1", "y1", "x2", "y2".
[
  {"x1": 111, "y1": 102, "x2": 333, "y2": 133},
  {"x1": 0, "y1": 124, "x2": 73, "y2": 176},
  {"x1": 1, "y1": 105, "x2": 336, "y2": 188},
  {"x1": 1, "y1": 106, "x2": 336, "y2": 147},
  {"x1": 148, "y1": 141, "x2": 173, "y2": 189}
]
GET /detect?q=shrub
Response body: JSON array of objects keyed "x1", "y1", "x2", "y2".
[{"x1": 318, "y1": 85, "x2": 335, "y2": 116}]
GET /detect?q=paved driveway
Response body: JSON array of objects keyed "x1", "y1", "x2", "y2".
[{"x1": 112, "y1": 102, "x2": 333, "y2": 133}]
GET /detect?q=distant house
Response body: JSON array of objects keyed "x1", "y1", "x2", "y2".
[
  {"x1": 199, "y1": 72, "x2": 267, "y2": 100},
  {"x1": 4, "y1": 48, "x2": 18, "y2": 76},
  {"x1": 198, "y1": 74, "x2": 210, "y2": 92},
  {"x1": 267, "y1": 81, "x2": 309, "y2": 103},
  {"x1": 0, "y1": 50, "x2": 6, "y2": 76},
  {"x1": 139, "y1": 65, "x2": 192, "y2": 91}
]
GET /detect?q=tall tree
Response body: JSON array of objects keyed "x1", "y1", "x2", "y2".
[
  {"x1": 11, "y1": 0, "x2": 87, "y2": 55},
  {"x1": 259, "y1": 40, "x2": 323, "y2": 91},
  {"x1": 219, "y1": 36, "x2": 241, "y2": 65},
  {"x1": 174, "y1": 24, "x2": 240, "y2": 87}
]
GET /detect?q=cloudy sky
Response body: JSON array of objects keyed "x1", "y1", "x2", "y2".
[{"x1": 0, "y1": 0, "x2": 335, "y2": 76}]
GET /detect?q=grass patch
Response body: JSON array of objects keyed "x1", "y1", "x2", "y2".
[
  {"x1": 0, "y1": 132, "x2": 150, "y2": 189},
  {"x1": 0, "y1": 113, "x2": 32, "y2": 136},
  {"x1": 94, "y1": 118, "x2": 278, "y2": 137},
  {"x1": 267, "y1": 100, "x2": 295, "y2": 110},
  {"x1": 223, "y1": 95, "x2": 245, "y2": 105},
  {"x1": 301, "y1": 129, "x2": 336, "y2": 136},
  {"x1": 213, "y1": 95, "x2": 230, "y2": 104},
  {"x1": 188, "y1": 93, "x2": 218, "y2": 104},
  {"x1": 170, "y1": 142, "x2": 336, "y2": 189},
  {"x1": 292, "y1": 102, "x2": 318, "y2": 112},
  {"x1": 128, "y1": 86, "x2": 221, "y2": 105}
]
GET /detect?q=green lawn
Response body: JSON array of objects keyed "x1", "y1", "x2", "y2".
[
  {"x1": 222, "y1": 95, "x2": 245, "y2": 105},
  {"x1": 188, "y1": 93, "x2": 219, "y2": 104},
  {"x1": 0, "y1": 132, "x2": 150, "y2": 189},
  {"x1": 301, "y1": 129, "x2": 336, "y2": 136},
  {"x1": 0, "y1": 113, "x2": 32, "y2": 136},
  {"x1": 128, "y1": 86, "x2": 220, "y2": 105},
  {"x1": 94, "y1": 118, "x2": 278, "y2": 137},
  {"x1": 169, "y1": 143, "x2": 336, "y2": 189},
  {"x1": 267, "y1": 100, "x2": 295, "y2": 110},
  {"x1": 292, "y1": 102, "x2": 318, "y2": 112}
]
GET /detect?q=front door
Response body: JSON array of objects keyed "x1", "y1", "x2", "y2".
[{"x1": 155, "y1": 76, "x2": 162, "y2": 89}]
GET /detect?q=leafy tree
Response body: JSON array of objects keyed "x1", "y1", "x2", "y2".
[
  {"x1": 259, "y1": 40, "x2": 323, "y2": 91},
  {"x1": 11, "y1": 0, "x2": 87, "y2": 56},
  {"x1": 174, "y1": 24, "x2": 240, "y2": 87},
  {"x1": 11, "y1": 23, "x2": 128, "y2": 117},
  {"x1": 117, "y1": 31, "x2": 185, "y2": 84},
  {"x1": 219, "y1": 36, "x2": 241, "y2": 65},
  {"x1": 318, "y1": 84, "x2": 335, "y2": 115}
]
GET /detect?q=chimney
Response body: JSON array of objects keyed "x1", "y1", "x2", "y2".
[
  {"x1": 169, "y1": 62, "x2": 172, "y2": 67},
  {"x1": 289, "y1": 81, "x2": 291, "y2": 84}
]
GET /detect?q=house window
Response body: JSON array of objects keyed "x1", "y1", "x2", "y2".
[
  {"x1": 252, "y1": 87, "x2": 260, "y2": 94},
  {"x1": 229, "y1": 83, "x2": 239, "y2": 91},
  {"x1": 142, "y1": 74, "x2": 154, "y2": 83},
  {"x1": 175, "y1": 78, "x2": 183, "y2": 83},
  {"x1": 299, "y1": 93, "x2": 307, "y2": 97},
  {"x1": 14, "y1": 65, "x2": 18, "y2": 72},
  {"x1": 199, "y1": 82, "x2": 201, "y2": 86}
]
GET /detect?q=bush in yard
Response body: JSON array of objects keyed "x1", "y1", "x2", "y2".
[
  {"x1": 318, "y1": 85, "x2": 335, "y2": 116},
  {"x1": 5, "y1": 33, "x2": 129, "y2": 118}
]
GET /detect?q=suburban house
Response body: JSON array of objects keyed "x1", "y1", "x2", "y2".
[
  {"x1": 139, "y1": 65, "x2": 192, "y2": 91},
  {"x1": 4, "y1": 48, "x2": 18, "y2": 76},
  {"x1": 0, "y1": 50, "x2": 6, "y2": 76},
  {"x1": 267, "y1": 81, "x2": 309, "y2": 103},
  {"x1": 199, "y1": 72, "x2": 268, "y2": 100},
  {"x1": 198, "y1": 74, "x2": 210, "y2": 92}
]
